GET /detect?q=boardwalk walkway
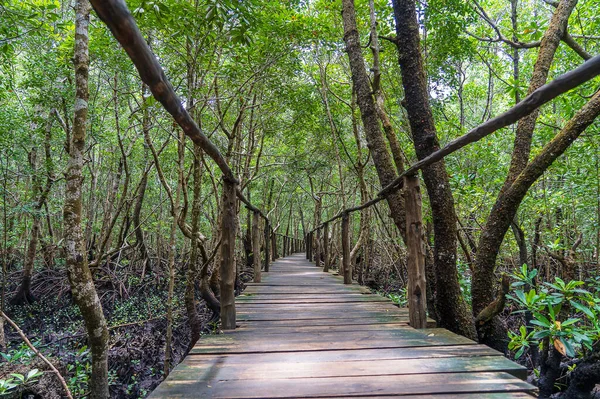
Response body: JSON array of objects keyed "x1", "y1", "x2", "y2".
[{"x1": 149, "y1": 253, "x2": 537, "y2": 398}]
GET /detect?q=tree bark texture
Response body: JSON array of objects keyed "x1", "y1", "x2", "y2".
[
  {"x1": 404, "y1": 174, "x2": 427, "y2": 329},
  {"x1": 342, "y1": 213, "x2": 351, "y2": 284},
  {"x1": 63, "y1": 1, "x2": 109, "y2": 397},
  {"x1": 391, "y1": 0, "x2": 476, "y2": 339},
  {"x1": 340, "y1": 0, "x2": 407, "y2": 243},
  {"x1": 220, "y1": 178, "x2": 237, "y2": 330},
  {"x1": 252, "y1": 211, "x2": 261, "y2": 283}
]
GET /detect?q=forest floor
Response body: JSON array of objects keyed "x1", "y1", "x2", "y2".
[
  {"x1": 0, "y1": 262, "x2": 253, "y2": 399},
  {"x1": 2, "y1": 259, "x2": 598, "y2": 399}
]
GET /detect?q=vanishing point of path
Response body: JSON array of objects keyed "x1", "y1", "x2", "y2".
[{"x1": 149, "y1": 253, "x2": 537, "y2": 398}]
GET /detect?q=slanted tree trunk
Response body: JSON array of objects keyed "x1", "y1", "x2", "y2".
[
  {"x1": 340, "y1": 0, "x2": 407, "y2": 244},
  {"x1": 369, "y1": 0, "x2": 404, "y2": 175},
  {"x1": 391, "y1": 0, "x2": 476, "y2": 339},
  {"x1": 471, "y1": 0, "x2": 579, "y2": 348},
  {"x1": 63, "y1": 1, "x2": 109, "y2": 397}
]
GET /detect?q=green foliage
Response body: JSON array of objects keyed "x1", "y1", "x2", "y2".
[
  {"x1": 0, "y1": 368, "x2": 43, "y2": 395},
  {"x1": 386, "y1": 288, "x2": 408, "y2": 307},
  {"x1": 1, "y1": 343, "x2": 36, "y2": 365},
  {"x1": 66, "y1": 346, "x2": 92, "y2": 397},
  {"x1": 508, "y1": 265, "x2": 600, "y2": 360}
]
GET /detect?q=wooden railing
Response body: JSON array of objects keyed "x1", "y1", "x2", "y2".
[{"x1": 306, "y1": 173, "x2": 427, "y2": 329}]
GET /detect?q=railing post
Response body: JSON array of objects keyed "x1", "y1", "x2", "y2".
[
  {"x1": 342, "y1": 212, "x2": 351, "y2": 284},
  {"x1": 323, "y1": 222, "x2": 330, "y2": 272},
  {"x1": 220, "y1": 178, "x2": 237, "y2": 330},
  {"x1": 315, "y1": 227, "x2": 321, "y2": 268},
  {"x1": 252, "y1": 210, "x2": 261, "y2": 283},
  {"x1": 272, "y1": 230, "x2": 278, "y2": 260},
  {"x1": 306, "y1": 234, "x2": 310, "y2": 259},
  {"x1": 284, "y1": 236, "x2": 288, "y2": 257},
  {"x1": 264, "y1": 219, "x2": 270, "y2": 272},
  {"x1": 404, "y1": 174, "x2": 427, "y2": 329},
  {"x1": 310, "y1": 232, "x2": 314, "y2": 262}
]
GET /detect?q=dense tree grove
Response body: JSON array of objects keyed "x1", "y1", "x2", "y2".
[{"x1": 0, "y1": 0, "x2": 599, "y2": 397}]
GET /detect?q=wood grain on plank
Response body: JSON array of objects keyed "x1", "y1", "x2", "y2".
[{"x1": 149, "y1": 253, "x2": 536, "y2": 399}]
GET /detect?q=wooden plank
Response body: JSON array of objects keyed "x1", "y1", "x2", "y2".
[
  {"x1": 175, "y1": 353, "x2": 527, "y2": 381},
  {"x1": 189, "y1": 344, "x2": 501, "y2": 363},
  {"x1": 238, "y1": 317, "x2": 438, "y2": 328},
  {"x1": 190, "y1": 329, "x2": 475, "y2": 355},
  {"x1": 237, "y1": 316, "x2": 417, "y2": 328},
  {"x1": 237, "y1": 301, "x2": 406, "y2": 312},
  {"x1": 235, "y1": 296, "x2": 390, "y2": 304},
  {"x1": 233, "y1": 322, "x2": 413, "y2": 334},
  {"x1": 149, "y1": 253, "x2": 535, "y2": 399},
  {"x1": 323, "y1": 396, "x2": 537, "y2": 399},
  {"x1": 245, "y1": 285, "x2": 369, "y2": 295},
  {"x1": 148, "y1": 371, "x2": 533, "y2": 398}
]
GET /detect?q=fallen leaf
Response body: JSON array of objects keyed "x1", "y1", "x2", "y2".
[{"x1": 554, "y1": 338, "x2": 566, "y2": 356}]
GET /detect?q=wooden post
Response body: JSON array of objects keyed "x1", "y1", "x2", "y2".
[
  {"x1": 315, "y1": 228, "x2": 321, "y2": 268},
  {"x1": 284, "y1": 236, "x2": 288, "y2": 257},
  {"x1": 307, "y1": 234, "x2": 310, "y2": 260},
  {"x1": 220, "y1": 178, "x2": 237, "y2": 330},
  {"x1": 306, "y1": 231, "x2": 314, "y2": 262},
  {"x1": 272, "y1": 231, "x2": 278, "y2": 260},
  {"x1": 310, "y1": 232, "x2": 314, "y2": 261},
  {"x1": 323, "y1": 222, "x2": 330, "y2": 272},
  {"x1": 252, "y1": 211, "x2": 261, "y2": 283},
  {"x1": 264, "y1": 219, "x2": 270, "y2": 272},
  {"x1": 342, "y1": 212, "x2": 351, "y2": 284},
  {"x1": 404, "y1": 174, "x2": 427, "y2": 329}
]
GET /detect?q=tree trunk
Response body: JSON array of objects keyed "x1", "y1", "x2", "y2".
[
  {"x1": 340, "y1": 0, "x2": 407, "y2": 243},
  {"x1": 185, "y1": 146, "x2": 203, "y2": 351},
  {"x1": 63, "y1": 1, "x2": 109, "y2": 397},
  {"x1": 165, "y1": 127, "x2": 184, "y2": 375},
  {"x1": 220, "y1": 178, "x2": 237, "y2": 330},
  {"x1": 253, "y1": 211, "x2": 261, "y2": 283},
  {"x1": 404, "y1": 174, "x2": 427, "y2": 329},
  {"x1": 472, "y1": 0, "x2": 578, "y2": 345},
  {"x1": 391, "y1": 0, "x2": 476, "y2": 339},
  {"x1": 474, "y1": 91, "x2": 600, "y2": 347},
  {"x1": 342, "y1": 213, "x2": 351, "y2": 284}
]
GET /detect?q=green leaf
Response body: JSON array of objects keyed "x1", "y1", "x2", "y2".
[
  {"x1": 515, "y1": 346, "x2": 525, "y2": 359},
  {"x1": 560, "y1": 338, "x2": 575, "y2": 357}
]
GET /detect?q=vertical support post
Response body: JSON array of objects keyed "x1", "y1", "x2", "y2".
[
  {"x1": 404, "y1": 174, "x2": 427, "y2": 329},
  {"x1": 252, "y1": 210, "x2": 261, "y2": 283},
  {"x1": 272, "y1": 230, "x2": 278, "y2": 260},
  {"x1": 264, "y1": 219, "x2": 270, "y2": 272},
  {"x1": 284, "y1": 236, "x2": 288, "y2": 257},
  {"x1": 342, "y1": 212, "x2": 351, "y2": 284},
  {"x1": 315, "y1": 228, "x2": 321, "y2": 267},
  {"x1": 220, "y1": 178, "x2": 237, "y2": 330},
  {"x1": 323, "y1": 222, "x2": 330, "y2": 272},
  {"x1": 306, "y1": 234, "x2": 310, "y2": 259}
]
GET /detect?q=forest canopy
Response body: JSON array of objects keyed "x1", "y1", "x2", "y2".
[{"x1": 0, "y1": 0, "x2": 599, "y2": 398}]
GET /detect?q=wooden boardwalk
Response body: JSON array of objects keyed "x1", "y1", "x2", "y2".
[{"x1": 149, "y1": 253, "x2": 537, "y2": 398}]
